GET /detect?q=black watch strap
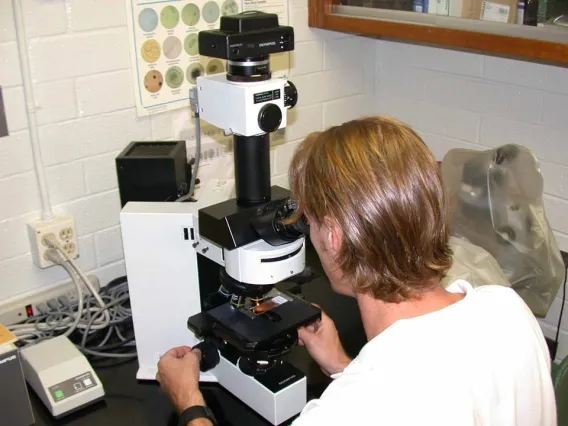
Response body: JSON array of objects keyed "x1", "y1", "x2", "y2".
[{"x1": 178, "y1": 405, "x2": 218, "y2": 426}]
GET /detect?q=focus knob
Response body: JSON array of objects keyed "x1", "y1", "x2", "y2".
[
  {"x1": 193, "y1": 341, "x2": 220, "y2": 372},
  {"x1": 258, "y1": 103, "x2": 282, "y2": 133},
  {"x1": 284, "y1": 81, "x2": 298, "y2": 109}
]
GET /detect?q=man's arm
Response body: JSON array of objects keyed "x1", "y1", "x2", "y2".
[
  {"x1": 298, "y1": 310, "x2": 351, "y2": 376},
  {"x1": 157, "y1": 347, "x2": 217, "y2": 425},
  {"x1": 187, "y1": 419, "x2": 213, "y2": 426}
]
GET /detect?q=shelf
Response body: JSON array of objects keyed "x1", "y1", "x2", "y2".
[{"x1": 308, "y1": 0, "x2": 568, "y2": 66}]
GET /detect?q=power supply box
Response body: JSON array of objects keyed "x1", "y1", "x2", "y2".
[{"x1": 116, "y1": 141, "x2": 192, "y2": 207}]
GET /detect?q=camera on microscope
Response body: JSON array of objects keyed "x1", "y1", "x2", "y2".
[
  {"x1": 198, "y1": 10, "x2": 295, "y2": 82},
  {"x1": 193, "y1": 11, "x2": 298, "y2": 144}
]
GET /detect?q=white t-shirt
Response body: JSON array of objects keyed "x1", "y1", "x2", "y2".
[{"x1": 293, "y1": 280, "x2": 556, "y2": 426}]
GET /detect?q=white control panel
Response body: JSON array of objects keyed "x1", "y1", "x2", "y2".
[{"x1": 20, "y1": 336, "x2": 105, "y2": 418}]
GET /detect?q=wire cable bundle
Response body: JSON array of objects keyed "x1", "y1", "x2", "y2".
[
  {"x1": 8, "y1": 237, "x2": 136, "y2": 367},
  {"x1": 76, "y1": 276, "x2": 136, "y2": 368}
]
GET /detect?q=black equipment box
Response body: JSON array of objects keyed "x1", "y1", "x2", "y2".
[{"x1": 115, "y1": 141, "x2": 191, "y2": 207}]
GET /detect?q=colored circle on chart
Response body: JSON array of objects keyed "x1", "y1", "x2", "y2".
[
  {"x1": 141, "y1": 39, "x2": 161, "y2": 63},
  {"x1": 138, "y1": 8, "x2": 159, "y2": 32},
  {"x1": 144, "y1": 70, "x2": 163, "y2": 93},
  {"x1": 184, "y1": 34, "x2": 199, "y2": 56},
  {"x1": 166, "y1": 66, "x2": 184, "y2": 89},
  {"x1": 206, "y1": 59, "x2": 224, "y2": 75},
  {"x1": 160, "y1": 6, "x2": 180, "y2": 29},
  {"x1": 202, "y1": 1, "x2": 220, "y2": 23},
  {"x1": 222, "y1": 0, "x2": 239, "y2": 16},
  {"x1": 163, "y1": 36, "x2": 182, "y2": 59},
  {"x1": 182, "y1": 3, "x2": 201, "y2": 26},
  {"x1": 187, "y1": 63, "x2": 205, "y2": 84}
]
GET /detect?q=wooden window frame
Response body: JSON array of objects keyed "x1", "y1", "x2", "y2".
[{"x1": 308, "y1": 0, "x2": 568, "y2": 66}]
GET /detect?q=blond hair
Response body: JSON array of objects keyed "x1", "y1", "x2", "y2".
[{"x1": 288, "y1": 116, "x2": 453, "y2": 303}]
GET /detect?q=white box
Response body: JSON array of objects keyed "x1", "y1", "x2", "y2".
[{"x1": 20, "y1": 336, "x2": 104, "y2": 418}]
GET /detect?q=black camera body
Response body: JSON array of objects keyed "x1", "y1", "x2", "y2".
[{"x1": 198, "y1": 11, "x2": 294, "y2": 61}]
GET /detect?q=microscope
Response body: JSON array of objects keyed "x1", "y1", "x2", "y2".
[{"x1": 120, "y1": 11, "x2": 321, "y2": 425}]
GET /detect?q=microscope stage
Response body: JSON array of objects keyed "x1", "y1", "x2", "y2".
[{"x1": 192, "y1": 290, "x2": 320, "y2": 356}]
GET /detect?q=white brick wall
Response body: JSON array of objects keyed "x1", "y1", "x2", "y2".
[
  {"x1": 0, "y1": 43, "x2": 22, "y2": 86},
  {"x1": 21, "y1": 0, "x2": 67, "y2": 37},
  {"x1": 375, "y1": 40, "x2": 568, "y2": 359},
  {"x1": 34, "y1": 80, "x2": 77, "y2": 125},
  {"x1": 0, "y1": 131, "x2": 33, "y2": 177},
  {"x1": 39, "y1": 110, "x2": 152, "y2": 166},
  {"x1": 376, "y1": 40, "x2": 568, "y2": 251},
  {"x1": 29, "y1": 29, "x2": 131, "y2": 83},
  {"x1": 0, "y1": 0, "x2": 372, "y2": 303},
  {"x1": 3, "y1": 86, "x2": 27, "y2": 131},
  {"x1": 68, "y1": 0, "x2": 127, "y2": 32},
  {"x1": 76, "y1": 71, "x2": 135, "y2": 117}
]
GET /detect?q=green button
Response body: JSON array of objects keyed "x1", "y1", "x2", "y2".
[{"x1": 55, "y1": 390, "x2": 64, "y2": 399}]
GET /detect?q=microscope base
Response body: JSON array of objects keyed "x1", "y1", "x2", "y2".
[{"x1": 214, "y1": 356, "x2": 306, "y2": 425}]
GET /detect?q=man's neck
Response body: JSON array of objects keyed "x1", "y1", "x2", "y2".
[{"x1": 356, "y1": 283, "x2": 465, "y2": 340}]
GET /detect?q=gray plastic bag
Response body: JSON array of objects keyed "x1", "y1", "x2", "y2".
[
  {"x1": 441, "y1": 144, "x2": 565, "y2": 317},
  {"x1": 442, "y1": 236, "x2": 511, "y2": 290}
]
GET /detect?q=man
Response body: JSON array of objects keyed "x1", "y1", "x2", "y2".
[{"x1": 157, "y1": 116, "x2": 556, "y2": 425}]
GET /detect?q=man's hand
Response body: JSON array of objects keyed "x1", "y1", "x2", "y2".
[
  {"x1": 298, "y1": 309, "x2": 351, "y2": 376},
  {"x1": 156, "y1": 346, "x2": 205, "y2": 414}
]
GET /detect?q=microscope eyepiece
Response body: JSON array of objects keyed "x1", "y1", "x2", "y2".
[{"x1": 251, "y1": 197, "x2": 309, "y2": 246}]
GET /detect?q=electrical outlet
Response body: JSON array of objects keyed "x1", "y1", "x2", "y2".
[
  {"x1": 27, "y1": 215, "x2": 79, "y2": 268},
  {"x1": 0, "y1": 275, "x2": 100, "y2": 326}
]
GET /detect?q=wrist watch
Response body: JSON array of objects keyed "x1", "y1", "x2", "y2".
[{"x1": 178, "y1": 405, "x2": 218, "y2": 426}]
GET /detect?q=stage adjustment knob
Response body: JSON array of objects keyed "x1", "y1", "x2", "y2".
[
  {"x1": 258, "y1": 103, "x2": 282, "y2": 133},
  {"x1": 193, "y1": 341, "x2": 220, "y2": 372}
]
